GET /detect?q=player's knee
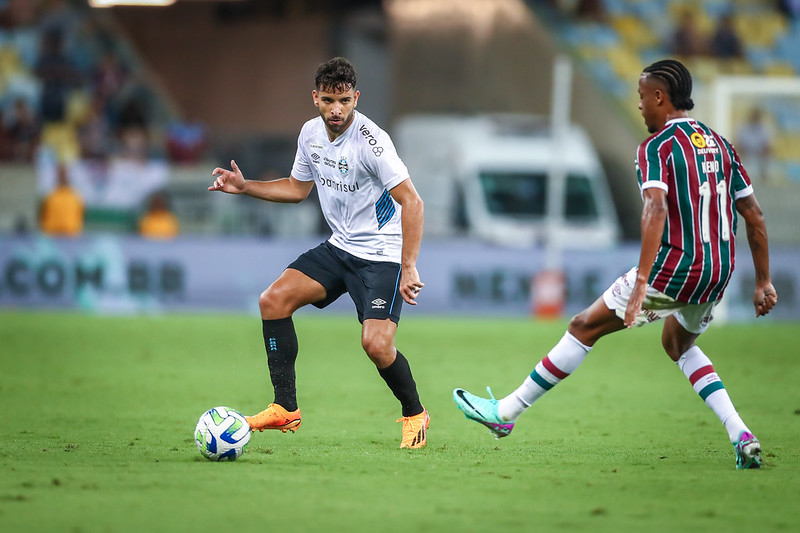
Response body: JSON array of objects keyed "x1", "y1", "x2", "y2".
[
  {"x1": 567, "y1": 313, "x2": 595, "y2": 345},
  {"x1": 361, "y1": 335, "x2": 392, "y2": 362},
  {"x1": 568, "y1": 311, "x2": 590, "y2": 333},
  {"x1": 567, "y1": 307, "x2": 616, "y2": 346},
  {"x1": 259, "y1": 286, "x2": 291, "y2": 318},
  {"x1": 258, "y1": 289, "x2": 275, "y2": 316},
  {"x1": 661, "y1": 335, "x2": 689, "y2": 361}
]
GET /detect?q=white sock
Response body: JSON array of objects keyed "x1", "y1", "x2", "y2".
[
  {"x1": 677, "y1": 345, "x2": 750, "y2": 442},
  {"x1": 498, "y1": 332, "x2": 591, "y2": 421}
]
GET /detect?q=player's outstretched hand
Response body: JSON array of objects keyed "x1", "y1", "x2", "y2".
[
  {"x1": 209, "y1": 159, "x2": 246, "y2": 194},
  {"x1": 400, "y1": 265, "x2": 424, "y2": 305},
  {"x1": 754, "y1": 281, "x2": 777, "y2": 317}
]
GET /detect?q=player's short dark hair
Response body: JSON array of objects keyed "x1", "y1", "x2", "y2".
[
  {"x1": 315, "y1": 57, "x2": 357, "y2": 93},
  {"x1": 643, "y1": 59, "x2": 695, "y2": 111}
]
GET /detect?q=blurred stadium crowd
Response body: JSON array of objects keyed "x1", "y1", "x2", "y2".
[
  {"x1": 544, "y1": 0, "x2": 800, "y2": 182},
  {"x1": 0, "y1": 0, "x2": 207, "y2": 236},
  {"x1": 0, "y1": 0, "x2": 201, "y2": 166},
  {"x1": 1, "y1": 0, "x2": 799, "y2": 239}
]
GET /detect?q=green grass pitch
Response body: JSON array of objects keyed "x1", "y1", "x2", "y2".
[{"x1": 1, "y1": 311, "x2": 798, "y2": 532}]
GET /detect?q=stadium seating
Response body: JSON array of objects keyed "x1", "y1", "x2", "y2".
[{"x1": 533, "y1": 0, "x2": 800, "y2": 184}]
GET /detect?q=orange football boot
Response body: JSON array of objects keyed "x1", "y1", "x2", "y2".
[
  {"x1": 397, "y1": 408, "x2": 430, "y2": 449},
  {"x1": 245, "y1": 403, "x2": 301, "y2": 433}
]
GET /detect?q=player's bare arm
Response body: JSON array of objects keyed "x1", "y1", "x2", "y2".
[
  {"x1": 735, "y1": 193, "x2": 777, "y2": 317},
  {"x1": 389, "y1": 178, "x2": 424, "y2": 305},
  {"x1": 209, "y1": 159, "x2": 314, "y2": 203},
  {"x1": 625, "y1": 187, "x2": 668, "y2": 327}
]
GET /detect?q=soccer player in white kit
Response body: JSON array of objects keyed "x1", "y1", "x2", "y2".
[{"x1": 209, "y1": 57, "x2": 429, "y2": 448}]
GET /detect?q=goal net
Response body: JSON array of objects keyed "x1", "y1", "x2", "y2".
[{"x1": 706, "y1": 75, "x2": 800, "y2": 247}]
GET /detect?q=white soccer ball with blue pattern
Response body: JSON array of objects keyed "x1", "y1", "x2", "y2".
[{"x1": 194, "y1": 406, "x2": 251, "y2": 461}]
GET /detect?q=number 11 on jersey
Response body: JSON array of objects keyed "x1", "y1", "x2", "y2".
[{"x1": 699, "y1": 179, "x2": 730, "y2": 243}]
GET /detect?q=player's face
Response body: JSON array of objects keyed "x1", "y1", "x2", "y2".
[
  {"x1": 313, "y1": 86, "x2": 359, "y2": 140},
  {"x1": 638, "y1": 74, "x2": 663, "y2": 134}
]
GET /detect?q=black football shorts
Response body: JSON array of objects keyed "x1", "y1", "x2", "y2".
[{"x1": 288, "y1": 241, "x2": 403, "y2": 323}]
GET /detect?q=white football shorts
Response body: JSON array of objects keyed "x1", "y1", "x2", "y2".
[{"x1": 602, "y1": 267, "x2": 719, "y2": 334}]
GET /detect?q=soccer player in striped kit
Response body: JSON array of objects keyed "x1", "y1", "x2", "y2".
[
  {"x1": 454, "y1": 59, "x2": 777, "y2": 469},
  {"x1": 210, "y1": 57, "x2": 429, "y2": 449}
]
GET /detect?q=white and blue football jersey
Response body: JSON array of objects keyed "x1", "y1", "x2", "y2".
[{"x1": 291, "y1": 110, "x2": 410, "y2": 262}]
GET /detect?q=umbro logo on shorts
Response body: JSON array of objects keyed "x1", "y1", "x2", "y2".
[{"x1": 371, "y1": 298, "x2": 386, "y2": 309}]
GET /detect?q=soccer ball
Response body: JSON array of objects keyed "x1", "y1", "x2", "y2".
[{"x1": 194, "y1": 406, "x2": 251, "y2": 461}]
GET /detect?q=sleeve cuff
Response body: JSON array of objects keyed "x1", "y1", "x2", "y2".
[
  {"x1": 734, "y1": 184, "x2": 754, "y2": 200},
  {"x1": 641, "y1": 180, "x2": 669, "y2": 192}
]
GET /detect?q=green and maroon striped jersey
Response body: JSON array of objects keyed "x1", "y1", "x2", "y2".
[{"x1": 635, "y1": 117, "x2": 754, "y2": 304}]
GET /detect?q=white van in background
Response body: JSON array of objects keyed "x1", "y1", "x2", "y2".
[{"x1": 394, "y1": 114, "x2": 620, "y2": 248}]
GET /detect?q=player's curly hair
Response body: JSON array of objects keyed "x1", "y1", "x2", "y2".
[
  {"x1": 643, "y1": 59, "x2": 694, "y2": 111},
  {"x1": 315, "y1": 57, "x2": 357, "y2": 93}
]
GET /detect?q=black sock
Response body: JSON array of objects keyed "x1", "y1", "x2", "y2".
[
  {"x1": 262, "y1": 317, "x2": 298, "y2": 412},
  {"x1": 378, "y1": 351, "x2": 423, "y2": 417}
]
